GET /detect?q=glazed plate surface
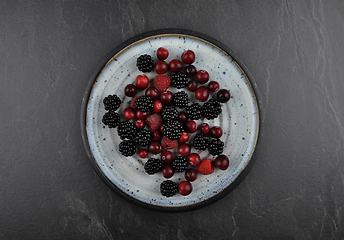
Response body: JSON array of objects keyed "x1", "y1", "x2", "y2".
[{"x1": 81, "y1": 29, "x2": 261, "y2": 211}]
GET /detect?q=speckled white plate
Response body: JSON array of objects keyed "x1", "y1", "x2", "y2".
[{"x1": 81, "y1": 29, "x2": 262, "y2": 211}]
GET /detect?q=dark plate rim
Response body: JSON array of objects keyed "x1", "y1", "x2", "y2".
[{"x1": 80, "y1": 28, "x2": 263, "y2": 212}]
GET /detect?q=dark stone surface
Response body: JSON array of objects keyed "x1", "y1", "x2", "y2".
[{"x1": 1, "y1": 0, "x2": 344, "y2": 239}]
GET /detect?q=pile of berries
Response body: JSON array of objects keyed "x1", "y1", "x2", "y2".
[{"x1": 102, "y1": 48, "x2": 231, "y2": 197}]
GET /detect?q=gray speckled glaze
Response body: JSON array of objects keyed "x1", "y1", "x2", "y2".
[{"x1": 85, "y1": 34, "x2": 259, "y2": 209}]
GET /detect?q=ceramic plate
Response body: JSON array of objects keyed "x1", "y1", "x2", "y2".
[{"x1": 81, "y1": 29, "x2": 262, "y2": 212}]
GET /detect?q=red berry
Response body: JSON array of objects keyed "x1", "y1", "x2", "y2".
[
  {"x1": 162, "y1": 165, "x2": 174, "y2": 178},
  {"x1": 161, "y1": 136, "x2": 178, "y2": 150},
  {"x1": 134, "y1": 120, "x2": 145, "y2": 130},
  {"x1": 214, "y1": 155, "x2": 229, "y2": 170},
  {"x1": 178, "y1": 132, "x2": 189, "y2": 143},
  {"x1": 125, "y1": 84, "x2": 137, "y2": 97},
  {"x1": 130, "y1": 96, "x2": 139, "y2": 109},
  {"x1": 187, "y1": 80, "x2": 198, "y2": 92},
  {"x1": 195, "y1": 70, "x2": 209, "y2": 84},
  {"x1": 135, "y1": 75, "x2": 149, "y2": 89},
  {"x1": 187, "y1": 153, "x2": 201, "y2": 166},
  {"x1": 184, "y1": 65, "x2": 197, "y2": 77},
  {"x1": 184, "y1": 120, "x2": 197, "y2": 133},
  {"x1": 145, "y1": 113, "x2": 163, "y2": 131},
  {"x1": 210, "y1": 126, "x2": 223, "y2": 138},
  {"x1": 208, "y1": 81, "x2": 220, "y2": 92},
  {"x1": 200, "y1": 123, "x2": 210, "y2": 134},
  {"x1": 148, "y1": 141, "x2": 162, "y2": 154},
  {"x1": 136, "y1": 110, "x2": 148, "y2": 120},
  {"x1": 152, "y1": 100, "x2": 163, "y2": 113},
  {"x1": 185, "y1": 169, "x2": 198, "y2": 182},
  {"x1": 157, "y1": 47, "x2": 169, "y2": 60},
  {"x1": 159, "y1": 91, "x2": 173, "y2": 105},
  {"x1": 123, "y1": 107, "x2": 136, "y2": 120},
  {"x1": 152, "y1": 130, "x2": 162, "y2": 141},
  {"x1": 154, "y1": 74, "x2": 171, "y2": 92},
  {"x1": 195, "y1": 86, "x2": 209, "y2": 102},
  {"x1": 145, "y1": 87, "x2": 160, "y2": 100},
  {"x1": 181, "y1": 50, "x2": 195, "y2": 64},
  {"x1": 178, "y1": 112, "x2": 188, "y2": 123},
  {"x1": 178, "y1": 181, "x2": 192, "y2": 196},
  {"x1": 197, "y1": 158, "x2": 214, "y2": 175},
  {"x1": 154, "y1": 60, "x2": 169, "y2": 74},
  {"x1": 169, "y1": 59, "x2": 183, "y2": 72},
  {"x1": 138, "y1": 149, "x2": 148, "y2": 158},
  {"x1": 177, "y1": 143, "x2": 191, "y2": 157},
  {"x1": 217, "y1": 89, "x2": 231, "y2": 103},
  {"x1": 161, "y1": 150, "x2": 174, "y2": 163}
]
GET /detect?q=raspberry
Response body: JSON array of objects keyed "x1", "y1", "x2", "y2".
[
  {"x1": 171, "y1": 72, "x2": 188, "y2": 89},
  {"x1": 172, "y1": 156, "x2": 188, "y2": 172},
  {"x1": 117, "y1": 120, "x2": 137, "y2": 140},
  {"x1": 144, "y1": 158, "x2": 162, "y2": 175},
  {"x1": 185, "y1": 103, "x2": 202, "y2": 120},
  {"x1": 163, "y1": 120, "x2": 184, "y2": 140},
  {"x1": 197, "y1": 158, "x2": 214, "y2": 175},
  {"x1": 154, "y1": 74, "x2": 171, "y2": 92},
  {"x1": 135, "y1": 95, "x2": 154, "y2": 112},
  {"x1": 160, "y1": 180, "x2": 178, "y2": 197},
  {"x1": 118, "y1": 139, "x2": 136, "y2": 157},
  {"x1": 208, "y1": 139, "x2": 224, "y2": 156},
  {"x1": 193, "y1": 133, "x2": 210, "y2": 150},
  {"x1": 161, "y1": 136, "x2": 178, "y2": 150},
  {"x1": 102, "y1": 111, "x2": 120, "y2": 128},
  {"x1": 202, "y1": 99, "x2": 222, "y2": 120},
  {"x1": 173, "y1": 91, "x2": 190, "y2": 108},
  {"x1": 145, "y1": 113, "x2": 163, "y2": 131},
  {"x1": 136, "y1": 54, "x2": 154, "y2": 72},
  {"x1": 103, "y1": 94, "x2": 121, "y2": 111},
  {"x1": 161, "y1": 106, "x2": 179, "y2": 122}
]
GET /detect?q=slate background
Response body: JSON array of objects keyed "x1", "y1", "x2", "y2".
[{"x1": 1, "y1": 1, "x2": 344, "y2": 239}]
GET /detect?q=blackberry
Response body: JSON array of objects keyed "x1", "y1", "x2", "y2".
[
  {"x1": 186, "y1": 103, "x2": 202, "y2": 120},
  {"x1": 202, "y1": 99, "x2": 222, "y2": 120},
  {"x1": 172, "y1": 156, "x2": 188, "y2": 172},
  {"x1": 102, "y1": 111, "x2": 120, "y2": 128},
  {"x1": 136, "y1": 54, "x2": 154, "y2": 72},
  {"x1": 136, "y1": 129, "x2": 151, "y2": 147},
  {"x1": 160, "y1": 180, "x2": 178, "y2": 197},
  {"x1": 193, "y1": 133, "x2": 210, "y2": 150},
  {"x1": 117, "y1": 120, "x2": 137, "y2": 140},
  {"x1": 163, "y1": 120, "x2": 184, "y2": 140},
  {"x1": 208, "y1": 139, "x2": 224, "y2": 156},
  {"x1": 173, "y1": 91, "x2": 190, "y2": 108},
  {"x1": 161, "y1": 106, "x2": 179, "y2": 122},
  {"x1": 135, "y1": 95, "x2": 154, "y2": 112},
  {"x1": 171, "y1": 72, "x2": 188, "y2": 89},
  {"x1": 103, "y1": 94, "x2": 121, "y2": 111},
  {"x1": 118, "y1": 139, "x2": 136, "y2": 157},
  {"x1": 144, "y1": 158, "x2": 162, "y2": 175}
]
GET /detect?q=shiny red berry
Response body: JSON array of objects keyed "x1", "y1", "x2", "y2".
[
  {"x1": 162, "y1": 165, "x2": 174, "y2": 178},
  {"x1": 157, "y1": 47, "x2": 169, "y2": 60},
  {"x1": 184, "y1": 65, "x2": 197, "y2": 77},
  {"x1": 161, "y1": 150, "x2": 174, "y2": 163},
  {"x1": 178, "y1": 132, "x2": 189, "y2": 143},
  {"x1": 152, "y1": 100, "x2": 163, "y2": 113},
  {"x1": 148, "y1": 141, "x2": 162, "y2": 154},
  {"x1": 178, "y1": 112, "x2": 188, "y2": 123},
  {"x1": 185, "y1": 169, "x2": 198, "y2": 182},
  {"x1": 214, "y1": 155, "x2": 229, "y2": 170},
  {"x1": 208, "y1": 81, "x2": 220, "y2": 92},
  {"x1": 135, "y1": 75, "x2": 149, "y2": 89},
  {"x1": 125, "y1": 84, "x2": 137, "y2": 97},
  {"x1": 159, "y1": 91, "x2": 173, "y2": 105},
  {"x1": 152, "y1": 130, "x2": 162, "y2": 141},
  {"x1": 195, "y1": 70, "x2": 209, "y2": 84},
  {"x1": 134, "y1": 120, "x2": 145, "y2": 130},
  {"x1": 169, "y1": 59, "x2": 183, "y2": 72},
  {"x1": 200, "y1": 123, "x2": 210, "y2": 134},
  {"x1": 179, "y1": 181, "x2": 192, "y2": 196},
  {"x1": 154, "y1": 60, "x2": 169, "y2": 74},
  {"x1": 181, "y1": 50, "x2": 195, "y2": 64},
  {"x1": 187, "y1": 80, "x2": 198, "y2": 92},
  {"x1": 217, "y1": 89, "x2": 231, "y2": 103},
  {"x1": 184, "y1": 120, "x2": 197, "y2": 133},
  {"x1": 136, "y1": 110, "x2": 148, "y2": 120},
  {"x1": 177, "y1": 143, "x2": 191, "y2": 157},
  {"x1": 187, "y1": 153, "x2": 201, "y2": 166},
  {"x1": 195, "y1": 86, "x2": 210, "y2": 102},
  {"x1": 138, "y1": 149, "x2": 148, "y2": 158},
  {"x1": 145, "y1": 87, "x2": 160, "y2": 100},
  {"x1": 210, "y1": 126, "x2": 223, "y2": 138},
  {"x1": 123, "y1": 107, "x2": 136, "y2": 120}
]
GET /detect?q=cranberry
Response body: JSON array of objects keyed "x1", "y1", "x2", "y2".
[
  {"x1": 157, "y1": 47, "x2": 169, "y2": 60},
  {"x1": 162, "y1": 165, "x2": 174, "y2": 178},
  {"x1": 123, "y1": 107, "x2": 136, "y2": 120},
  {"x1": 185, "y1": 169, "x2": 198, "y2": 182},
  {"x1": 134, "y1": 120, "x2": 145, "y2": 130},
  {"x1": 152, "y1": 130, "x2": 162, "y2": 141},
  {"x1": 135, "y1": 75, "x2": 149, "y2": 89},
  {"x1": 181, "y1": 50, "x2": 195, "y2": 64},
  {"x1": 124, "y1": 84, "x2": 137, "y2": 97},
  {"x1": 178, "y1": 132, "x2": 189, "y2": 143},
  {"x1": 187, "y1": 80, "x2": 198, "y2": 92},
  {"x1": 195, "y1": 70, "x2": 209, "y2": 84},
  {"x1": 200, "y1": 123, "x2": 210, "y2": 134},
  {"x1": 184, "y1": 65, "x2": 197, "y2": 77},
  {"x1": 169, "y1": 59, "x2": 183, "y2": 72},
  {"x1": 214, "y1": 155, "x2": 229, "y2": 170},
  {"x1": 138, "y1": 149, "x2": 148, "y2": 158},
  {"x1": 145, "y1": 87, "x2": 160, "y2": 100},
  {"x1": 217, "y1": 89, "x2": 231, "y2": 103},
  {"x1": 210, "y1": 126, "x2": 223, "y2": 138},
  {"x1": 177, "y1": 143, "x2": 191, "y2": 157},
  {"x1": 195, "y1": 86, "x2": 209, "y2": 102},
  {"x1": 178, "y1": 181, "x2": 192, "y2": 196},
  {"x1": 159, "y1": 91, "x2": 173, "y2": 105},
  {"x1": 161, "y1": 150, "x2": 174, "y2": 163},
  {"x1": 184, "y1": 120, "x2": 197, "y2": 133},
  {"x1": 154, "y1": 60, "x2": 168, "y2": 74},
  {"x1": 187, "y1": 153, "x2": 201, "y2": 166},
  {"x1": 178, "y1": 112, "x2": 188, "y2": 123},
  {"x1": 148, "y1": 141, "x2": 162, "y2": 154},
  {"x1": 152, "y1": 100, "x2": 163, "y2": 113},
  {"x1": 208, "y1": 81, "x2": 220, "y2": 92},
  {"x1": 136, "y1": 110, "x2": 148, "y2": 120}
]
